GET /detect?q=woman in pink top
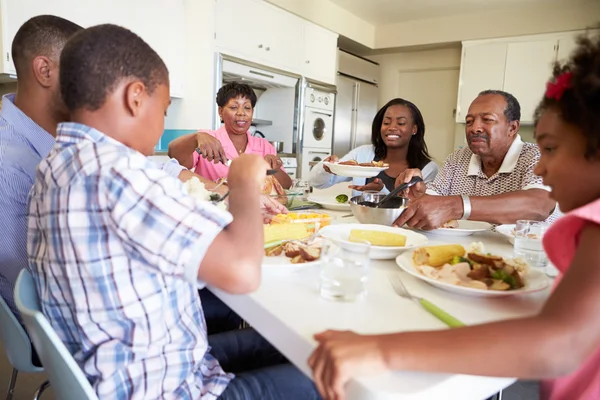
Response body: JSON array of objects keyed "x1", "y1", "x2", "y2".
[
  {"x1": 308, "y1": 33, "x2": 600, "y2": 400},
  {"x1": 168, "y1": 82, "x2": 292, "y2": 189}
]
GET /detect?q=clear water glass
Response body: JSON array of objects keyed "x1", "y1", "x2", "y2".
[
  {"x1": 319, "y1": 239, "x2": 370, "y2": 301},
  {"x1": 513, "y1": 220, "x2": 549, "y2": 269}
]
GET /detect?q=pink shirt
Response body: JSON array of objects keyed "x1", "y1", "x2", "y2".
[
  {"x1": 541, "y1": 198, "x2": 600, "y2": 400},
  {"x1": 192, "y1": 125, "x2": 282, "y2": 181}
]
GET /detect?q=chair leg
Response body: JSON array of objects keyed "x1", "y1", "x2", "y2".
[
  {"x1": 5, "y1": 368, "x2": 18, "y2": 400},
  {"x1": 32, "y1": 381, "x2": 50, "y2": 400}
]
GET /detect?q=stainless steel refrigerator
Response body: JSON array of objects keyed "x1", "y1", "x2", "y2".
[{"x1": 333, "y1": 50, "x2": 380, "y2": 157}]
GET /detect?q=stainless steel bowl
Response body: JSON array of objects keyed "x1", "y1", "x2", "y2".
[
  {"x1": 269, "y1": 141, "x2": 284, "y2": 153},
  {"x1": 349, "y1": 194, "x2": 409, "y2": 226}
]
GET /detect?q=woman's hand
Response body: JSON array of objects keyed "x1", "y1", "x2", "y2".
[
  {"x1": 196, "y1": 132, "x2": 228, "y2": 164},
  {"x1": 349, "y1": 178, "x2": 384, "y2": 193},
  {"x1": 308, "y1": 330, "x2": 388, "y2": 400},
  {"x1": 322, "y1": 155, "x2": 339, "y2": 174},
  {"x1": 259, "y1": 195, "x2": 288, "y2": 223},
  {"x1": 264, "y1": 154, "x2": 284, "y2": 169}
]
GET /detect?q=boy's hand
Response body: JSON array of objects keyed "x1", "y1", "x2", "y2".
[{"x1": 228, "y1": 154, "x2": 269, "y2": 190}]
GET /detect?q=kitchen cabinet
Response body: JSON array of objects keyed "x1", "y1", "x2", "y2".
[
  {"x1": 303, "y1": 23, "x2": 338, "y2": 84},
  {"x1": 503, "y1": 40, "x2": 556, "y2": 122},
  {"x1": 215, "y1": 0, "x2": 338, "y2": 84},
  {"x1": 0, "y1": 0, "x2": 185, "y2": 96},
  {"x1": 455, "y1": 43, "x2": 507, "y2": 122}
]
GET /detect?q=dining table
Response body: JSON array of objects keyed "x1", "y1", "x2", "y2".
[{"x1": 208, "y1": 202, "x2": 552, "y2": 400}]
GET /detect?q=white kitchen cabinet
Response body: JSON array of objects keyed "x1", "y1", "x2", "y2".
[
  {"x1": 0, "y1": 0, "x2": 185, "y2": 96},
  {"x1": 455, "y1": 43, "x2": 508, "y2": 122},
  {"x1": 503, "y1": 40, "x2": 556, "y2": 123},
  {"x1": 303, "y1": 23, "x2": 338, "y2": 84}
]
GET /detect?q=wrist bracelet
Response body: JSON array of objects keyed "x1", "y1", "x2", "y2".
[{"x1": 461, "y1": 195, "x2": 471, "y2": 220}]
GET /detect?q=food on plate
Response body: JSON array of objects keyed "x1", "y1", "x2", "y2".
[
  {"x1": 349, "y1": 229, "x2": 407, "y2": 247},
  {"x1": 441, "y1": 220, "x2": 459, "y2": 229},
  {"x1": 335, "y1": 194, "x2": 349, "y2": 204},
  {"x1": 184, "y1": 177, "x2": 226, "y2": 209},
  {"x1": 335, "y1": 160, "x2": 389, "y2": 168},
  {"x1": 414, "y1": 243, "x2": 528, "y2": 291},
  {"x1": 264, "y1": 223, "x2": 311, "y2": 244},
  {"x1": 262, "y1": 175, "x2": 287, "y2": 205},
  {"x1": 270, "y1": 211, "x2": 332, "y2": 233},
  {"x1": 264, "y1": 241, "x2": 322, "y2": 264},
  {"x1": 413, "y1": 244, "x2": 466, "y2": 267}
]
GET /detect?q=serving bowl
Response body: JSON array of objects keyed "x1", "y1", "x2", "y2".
[{"x1": 349, "y1": 193, "x2": 408, "y2": 226}]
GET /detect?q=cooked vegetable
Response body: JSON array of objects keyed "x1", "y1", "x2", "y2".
[
  {"x1": 491, "y1": 269, "x2": 518, "y2": 289},
  {"x1": 335, "y1": 194, "x2": 349, "y2": 204},
  {"x1": 413, "y1": 244, "x2": 466, "y2": 267},
  {"x1": 450, "y1": 256, "x2": 472, "y2": 266},
  {"x1": 349, "y1": 230, "x2": 406, "y2": 247}
]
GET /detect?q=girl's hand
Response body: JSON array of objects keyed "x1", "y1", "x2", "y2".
[
  {"x1": 349, "y1": 178, "x2": 384, "y2": 192},
  {"x1": 323, "y1": 155, "x2": 339, "y2": 174},
  {"x1": 308, "y1": 330, "x2": 388, "y2": 400}
]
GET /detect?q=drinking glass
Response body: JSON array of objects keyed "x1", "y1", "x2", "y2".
[
  {"x1": 513, "y1": 220, "x2": 549, "y2": 269},
  {"x1": 319, "y1": 239, "x2": 370, "y2": 301}
]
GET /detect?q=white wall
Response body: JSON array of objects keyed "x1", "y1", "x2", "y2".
[
  {"x1": 375, "y1": 2, "x2": 600, "y2": 49},
  {"x1": 164, "y1": 0, "x2": 216, "y2": 130}
]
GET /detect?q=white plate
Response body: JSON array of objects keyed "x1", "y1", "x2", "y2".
[
  {"x1": 306, "y1": 194, "x2": 351, "y2": 211},
  {"x1": 323, "y1": 162, "x2": 388, "y2": 178},
  {"x1": 496, "y1": 224, "x2": 516, "y2": 244},
  {"x1": 395, "y1": 251, "x2": 550, "y2": 297},
  {"x1": 427, "y1": 220, "x2": 493, "y2": 237},
  {"x1": 318, "y1": 224, "x2": 428, "y2": 260},
  {"x1": 262, "y1": 254, "x2": 321, "y2": 269}
]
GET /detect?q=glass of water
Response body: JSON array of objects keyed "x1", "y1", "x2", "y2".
[
  {"x1": 319, "y1": 239, "x2": 370, "y2": 301},
  {"x1": 513, "y1": 220, "x2": 549, "y2": 269}
]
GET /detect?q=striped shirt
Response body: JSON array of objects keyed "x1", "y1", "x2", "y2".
[
  {"x1": 27, "y1": 122, "x2": 232, "y2": 399},
  {"x1": 0, "y1": 94, "x2": 185, "y2": 324},
  {"x1": 427, "y1": 135, "x2": 561, "y2": 223}
]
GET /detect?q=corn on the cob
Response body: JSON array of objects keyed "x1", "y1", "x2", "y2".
[
  {"x1": 412, "y1": 244, "x2": 465, "y2": 267},
  {"x1": 348, "y1": 230, "x2": 407, "y2": 247},
  {"x1": 264, "y1": 223, "x2": 311, "y2": 244}
]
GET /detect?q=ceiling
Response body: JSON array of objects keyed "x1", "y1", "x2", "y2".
[{"x1": 328, "y1": 0, "x2": 596, "y2": 25}]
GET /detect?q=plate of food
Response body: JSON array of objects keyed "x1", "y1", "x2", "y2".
[
  {"x1": 306, "y1": 193, "x2": 351, "y2": 211},
  {"x1": 495, "y1": 224, "x2": 516, "y2": 244},
  {"x1": 323, "y1": 160, "x2": 389, "y2": 178},
  {"x1": 395, "y1": 243, "x2": 550, "y2": 297},
  {"x1": 318, "y1": 224, "x2": 428, "y2": 260},
  {"x1": 263, "y1": 239, "x2": 323, "y2": 268},
  {"x1": 426, "y1": 220, "x2": 493, "y2": 237}
]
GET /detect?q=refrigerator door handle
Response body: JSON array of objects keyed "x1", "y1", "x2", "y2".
[
  {"x1": 351, "y1": 82, "x2": 359, "y2": 149},
  {"x1": 311, "y1": 111, "x2": 333, "y2": 117},
  {"x1": 308, "y1": 151, "x2": 331, "y2": 155}
]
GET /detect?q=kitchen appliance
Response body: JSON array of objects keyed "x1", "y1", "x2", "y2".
[
  {"x1": 269, "y1": 141, "x2": 284, "y2": 153},
  {"x1": 299, "y1": 80, "x2": 336, "y2": 179},
  {"x1": 333, "y1": 50, "x2": 380, "y2": 157},
  {"x1": 279, "y1": 156, "x2": 298, "y2": 179}
]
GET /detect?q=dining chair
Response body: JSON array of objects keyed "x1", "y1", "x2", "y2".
[
  {"x1": 14, "y1": 270, "x2": 99, "y2": 400},
  {"x1": 0, "y1": 293, "x2": 48, "y2": 400}
]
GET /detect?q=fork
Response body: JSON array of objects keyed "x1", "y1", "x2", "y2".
[{"x1": 388, "y1": 274, "x2": 464, "y2": 328}]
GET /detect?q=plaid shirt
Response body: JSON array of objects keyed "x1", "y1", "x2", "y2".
[{"x1": 27, "y1": 122, "x2": 233, "y2": 399}]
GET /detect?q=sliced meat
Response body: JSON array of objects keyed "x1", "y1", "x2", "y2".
[
  {"x1": 265, "y1": 245, "x2": 283, "y2": 257},
  {"x1": 467, "y1": 252, "x2": 504, "y2": 267},
  {"x1": 467, "y1": 265, "x2": 491, "y2": 281},
  {"x1": 290, "y1": 255, "x2": 306, "y2": 264},
  {"x1": 299, "y1": 246, "x2": 321, "y2": 261},
  {"x1": 283, "y1": 242, "x2": 301, "y2": 258}
]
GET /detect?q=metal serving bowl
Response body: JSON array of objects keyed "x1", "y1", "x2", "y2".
[{"x1": 349, "y1": 194, "x2": 409, "y2": 226}]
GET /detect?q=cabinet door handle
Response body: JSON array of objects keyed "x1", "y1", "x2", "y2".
[
  {"x1": 306, "y1": 60, "x2": 310, "y2": 64},
  {"x1": 265, "y1": 47, "x2": 270, "y2": 51},
  {"x1": 258, "y1": 44, "x2": 263, "y2": 48}
]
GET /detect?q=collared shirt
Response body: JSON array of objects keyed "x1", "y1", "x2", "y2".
[
  {"x1": 28, "y1": 122, "x2": 233, "y2": 399},
  {"x1": 0, "y1": 94, "x2": 185, "y2": 323},
  {"x1": 427, "y1": 135, "x2": 560, "y2": 222},
  {"x1": 192, "y1": 125, "x2": 283, "y2": 181}
]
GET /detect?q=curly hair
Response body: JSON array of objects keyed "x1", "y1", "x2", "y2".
[
  {"x1": 478, "y1": 89, "x2": 521, "y2": 122},
  {"x1": 12, "y1": 15, "x2": 82, "y2": 77},
  {"x1": 60, "y1": 24, "x2": 168, "y2": 112},
  {"x1": 534, "y1": 31, "x2": 600, "y2": 158},
  {"x1": 371, "y1": 98, "x2": 432, "y2": 169},
  {"x1": 216, "y1": 82, "x2": 257, "y2": 107}
]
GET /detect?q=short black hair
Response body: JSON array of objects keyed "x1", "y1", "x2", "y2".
[
  {"x1": 11, "y1": 15, "x2": 82, "y2": 76},
  {"x1": 534, "y1": 30, "x2": 600, "y2": 158},
  {"x1": 60, "y1": 24, "x2": 168, "y2": 111},
  {"x1": 371, "y1": 98, "x2": 432, "y2": 170},
  {"x1": 478, "y1": 89, "x2": 521, "y2": 123},
  {"x1": 216, "y1": 82, "x2": 257, "y2": 107}
]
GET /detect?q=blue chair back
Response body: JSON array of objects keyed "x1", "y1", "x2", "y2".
[
  {"x1": 14, "y1": 270, "x2": 99, "y2": 400},
  {"x1": 0, "y1": 290, "x2": 42, "y2": 373}
]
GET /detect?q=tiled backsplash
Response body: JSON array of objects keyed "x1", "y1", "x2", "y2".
[{"x1": 155, "y1": 129, "x2": 197, "y2": 152}]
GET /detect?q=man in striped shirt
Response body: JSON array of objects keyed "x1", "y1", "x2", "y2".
[{"x1": 27, "y1": 24, "x2": 318, "y2": 399}]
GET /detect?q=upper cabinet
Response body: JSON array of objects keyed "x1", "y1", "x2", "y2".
[
  {"x1": 0, "y1": 0, "x2": 185, "y2": 97},
  {"x1": 456, "y1": 30, "x2": 592, "y2": 124},
  {"x1": 215, "y1": 0, "x2": 338, "y2": 84}
]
